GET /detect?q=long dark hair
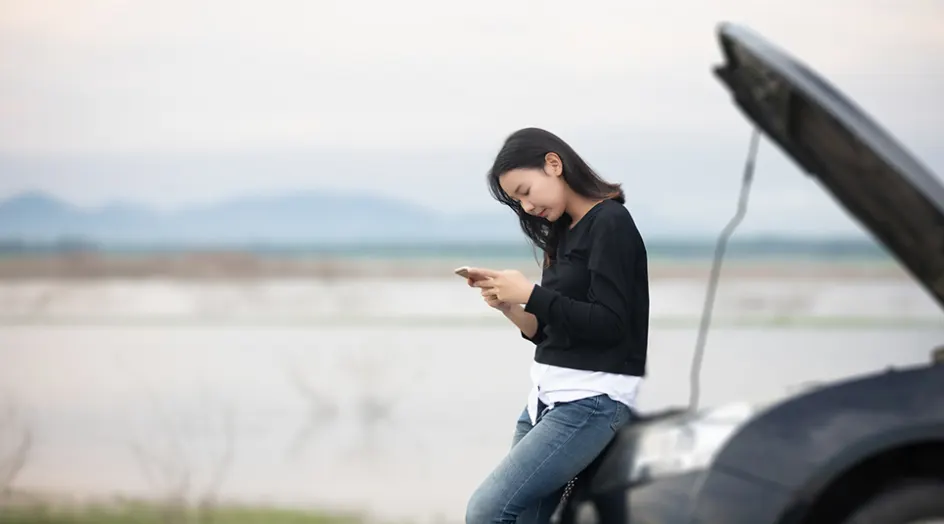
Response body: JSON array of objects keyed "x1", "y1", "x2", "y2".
[{"x1": 487, "y1": 127, "x2": 624, "y2": 267}]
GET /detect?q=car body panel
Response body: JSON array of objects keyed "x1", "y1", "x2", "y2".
[
  {"x1": 568, "y1": 364, "x2": 944, "y2": 523},
  {"x1": 713, "y1": 22, "x2": 944, "y2": 309},
  {"x1": 712, "y1": 362, "x2": 944, "y2": 520},
  {"x1": 689, "y1": 466, "x2": 794, "y2": 524},
  {"x1": 571, "y1": 468, "x2": 794, "y2": 524}
]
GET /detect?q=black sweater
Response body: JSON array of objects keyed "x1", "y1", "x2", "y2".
[{"x1": 522, "y1": 199, "x2": 650, "y2": 376}]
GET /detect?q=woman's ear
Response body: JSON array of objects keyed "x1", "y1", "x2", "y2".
[{"x1": 544, "y1": 152, "x2": 563, "y2": 177}]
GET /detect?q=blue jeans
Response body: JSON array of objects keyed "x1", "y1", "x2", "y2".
[{"x1": 465, "y1": 394, "x2": 634, "y2": 523}]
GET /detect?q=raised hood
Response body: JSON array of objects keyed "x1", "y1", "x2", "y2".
[{"x1": 713, "y1": 23, "x2": 944, "y2": 310}]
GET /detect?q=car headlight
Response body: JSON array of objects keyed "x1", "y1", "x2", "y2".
[{"x1": 629, "y1": 402, "x2": 758, "y2": 483}]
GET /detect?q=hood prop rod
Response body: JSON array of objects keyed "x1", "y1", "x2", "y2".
[{"x1": 689, "y1": 127, "x2": 761, "y2": 411}]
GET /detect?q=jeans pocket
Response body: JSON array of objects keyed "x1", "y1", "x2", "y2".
[{"x1": 609, "y1": 401, "x2": 630, "y2": 432}]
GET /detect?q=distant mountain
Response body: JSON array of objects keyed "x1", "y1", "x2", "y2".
[
  {"x1": 0, "y1": 190, "x2": 526, "y2": 245},
  {"x1": 0, "y1": 191, "x2": 883, "y2": 260}
]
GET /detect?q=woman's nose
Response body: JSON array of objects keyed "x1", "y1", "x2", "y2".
[{"x1": 521, "y1": 201, "x2": 535, "y2": 213}]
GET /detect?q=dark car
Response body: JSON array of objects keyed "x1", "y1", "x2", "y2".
[{"x1": 551, "y1": 23, "x2": 944, "y2": 524}]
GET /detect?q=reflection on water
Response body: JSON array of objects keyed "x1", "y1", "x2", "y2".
[{"x1": 1, "y1": 278, "x2": 943, "y2": 522}]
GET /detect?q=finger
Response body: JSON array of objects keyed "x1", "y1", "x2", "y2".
[
  {"x1": 471, "y1": 278, "x2": 495, "y2": 288},
  {"x1": 466, "y1": 267, "x2": 501, "y2": 279}
]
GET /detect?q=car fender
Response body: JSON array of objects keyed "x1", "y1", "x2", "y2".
[{"x1": 709, "y1": 363, "x2": 944, "y2": 493}]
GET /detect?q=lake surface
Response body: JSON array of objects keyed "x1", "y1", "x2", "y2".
[{"x1": 1, "y1": 277, "x2": 943, "y2": 523}]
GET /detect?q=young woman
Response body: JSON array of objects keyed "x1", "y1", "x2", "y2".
[{"x1": 463, "y1": 127, "x2": 649, "y2": 523}]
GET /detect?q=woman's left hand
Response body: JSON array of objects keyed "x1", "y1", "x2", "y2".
[{"x1": 469, "y1": 268, "x2": 534, "y2": 305}]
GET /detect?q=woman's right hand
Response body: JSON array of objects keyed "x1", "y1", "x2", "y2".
[
  {"x1": 464, "y1": 271, "x2": 511, "y2": 313},
  {"x1": 481, "y1": 287, "x2": 513, "y2": 313}
]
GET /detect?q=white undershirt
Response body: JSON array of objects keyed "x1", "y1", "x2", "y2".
[
  {"x1": 526, "y1": 361, "x2": 642, "y2": 425},
  {"x1": 522, "y1": 272, "x2": 643, "y2": 425}
]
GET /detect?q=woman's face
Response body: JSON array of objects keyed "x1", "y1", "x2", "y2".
[{"x1": 499, "y1": 153, "x2": 568, "y2": 222}]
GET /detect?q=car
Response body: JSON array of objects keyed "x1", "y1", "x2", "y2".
[{"x1": 549, "y1": 22, "x2": 944, "y2": 524}]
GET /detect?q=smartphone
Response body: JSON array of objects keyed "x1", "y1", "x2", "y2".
[{"x1": 456, "y1": 266, "x2": 492, "y2": 284}]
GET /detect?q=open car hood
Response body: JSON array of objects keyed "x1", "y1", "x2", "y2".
[{"x1": 713, "y1": 23, "x2": 944, "y2": 310}]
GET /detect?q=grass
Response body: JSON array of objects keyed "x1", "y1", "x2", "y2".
[{"x1": 0, "y1": 500, "x2": 365, "y2": 524}]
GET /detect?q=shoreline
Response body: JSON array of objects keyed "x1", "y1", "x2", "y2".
[{"x1": 0, "y1": 252, "x2": 908, "y2": 280}]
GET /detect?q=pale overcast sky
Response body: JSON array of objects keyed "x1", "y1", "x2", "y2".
[{"x1": 1, "y1": 0, "x2": 942, "y2": 235}]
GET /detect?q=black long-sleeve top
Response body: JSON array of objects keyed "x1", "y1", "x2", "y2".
[{"x1": 522, "y1": 198, "x2": 650, "y2": 376}]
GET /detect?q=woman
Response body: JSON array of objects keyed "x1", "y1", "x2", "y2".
[{"x1": 463, "y1": 127, "x2": 650, "y2": 523}]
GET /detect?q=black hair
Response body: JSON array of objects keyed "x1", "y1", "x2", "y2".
[{"x1": 487, "y1": 127, "x2": 624, "y2": 267}]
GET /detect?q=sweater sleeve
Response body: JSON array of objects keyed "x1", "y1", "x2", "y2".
[
  {"x1": 523, "y1": 213, "x2": 635, "y2": 345},
  {"x1": 521, "y1": 276, "x2": 548, "y2": 344},
  {"x1": 521, "y1": 316, "x2": 547, "y2": 344}
]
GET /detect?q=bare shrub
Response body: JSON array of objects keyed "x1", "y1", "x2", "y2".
[
  {"x1": 339, "y1": 343, "x2": 424, "y2": 456},
  {"x1": 282, "y1": 358, "x2": 340, "y2": 459},
  {"x1": 0, "y1": 393, "x2": 32, "y2": 499},
  {"x1": 127, "y1": 386, "x2": 236, "y2": 523}
]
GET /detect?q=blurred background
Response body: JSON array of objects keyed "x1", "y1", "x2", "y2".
[{"x1": 1, "y1": 1, "x2": 943, "y2": 522}]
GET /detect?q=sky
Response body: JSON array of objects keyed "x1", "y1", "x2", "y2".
[{"x1": 1, "y1": 0, "x2": 942, "y2": 236}]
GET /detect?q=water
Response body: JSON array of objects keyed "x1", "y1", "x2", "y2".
[
  {"x1": 0, "y1": 274, "x2": 940, "y2": 325},
  {"x1": 1, "y1": 277, "x2": 943, "y2": 523}
]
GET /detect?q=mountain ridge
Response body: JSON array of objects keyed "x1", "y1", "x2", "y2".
[
  {"x1": 0, "y1": 190, "x2": 872, "y2": 248},
  {"x1": 0, "y1": 190, "x2": 515, "y2": 244}
]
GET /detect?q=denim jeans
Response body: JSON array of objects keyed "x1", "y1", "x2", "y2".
[{"x1": 465, "y1": 394, "x2": 634, "y2": 523}]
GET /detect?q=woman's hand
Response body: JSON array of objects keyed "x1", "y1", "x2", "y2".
[
  {"x1": 481, "y1": 287, "x2": 513, "y2": 312},
  {"x1": 464, "y1": 268, "x2": 515, "y2": 312},
  {"x1": 470, "y1": 268, "x2": 535, "y2": 305}
]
